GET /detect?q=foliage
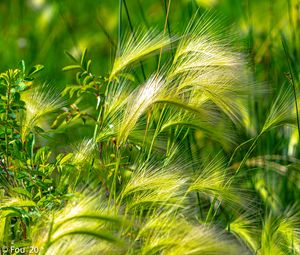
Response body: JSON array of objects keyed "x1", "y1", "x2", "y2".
[{"x1": 1, "y1": 0, "x2": 300, "y2": 255}]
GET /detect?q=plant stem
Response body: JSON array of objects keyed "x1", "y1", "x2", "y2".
[
  {"x1": 118, "y1": 0, "x2": 123, "y2": 51},
  {"x1": 205, "y1": 196, "x2": 218, "y2": 224},
  {"x1": 227, "y1": 137, "x2": 256, "y2": 167},
  {"x1": 208, "y1": 133, "x2": 262, "y2": 223},
  {"x1": 282, "y1": 35, "x2": 300, "y2": 140},
  {"x1": 157, "y1": 0, "x2": 172, "y2": 73},
  {"x1": 187, "y1": 133, "x2": 203, "y2": 219},
  {"x1": 4, "y1": 74, "x2": 11, "y2": 178},
  {"x1": 93, "y1": 100, "x2": 103, "y2": 142},
  {"x1": 146, "y1": 106, "x2": 167, "y2": 160},
  {"x1": 123, "y1": 0, "x2": 146, "y2": 80}
]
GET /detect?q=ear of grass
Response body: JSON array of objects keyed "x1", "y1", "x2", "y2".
[
  {"x1": 71, "y1": 138, "x2": 96, "y2": 165},
  {"x1": 109, "y1": 30, "x2": 171, "y2": 80},
  {"x1": 261, "y1": 206, "x2": 300, "y2": 255},
  {"x1": 119, "y1": 163, "x2": 186, "y2": 210},
  {"x1": 138, "y1": 213, "x2": 242, "y2": 255},
  {"x1": 232, "y1": 84, "x2": 296, "y2": 174},
  {"x1": 0, "y1": 196, "x2": 36, "y2": 208},
  {"x1": 49, "y1": 229, "x2": 122, "y2": 246},
  {"x1": 52, "y1": 213, "x2": 122, "y2": 233},
  {"x1": 20, "y1": 84, "x2": 65, "y2": 142},
  {"x1": 168, "y1": 11, "x2": 252, "y2": 124},
  {"x1": 160, "y1": 109, "x2": 236, "y2": 148},
  {"x1": 34, "y1": 195, "x2": 124, "y2": 255},
  {"x1": 229, "y1": 214, "x2": 259, "y2": 253},
  {"x1": 262, "y1": 85, "x2": 295, "y2": 133},
  {"x1": 188, "y1": 156, "x2": 253, "y2": 221},
  {"x1": 117, "y1": 75, "x2": 165, "y2": 144}
]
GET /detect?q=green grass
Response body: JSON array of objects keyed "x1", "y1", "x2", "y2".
[{"x1": 1, "y1": 1, "x2": 300, "y2": 254}]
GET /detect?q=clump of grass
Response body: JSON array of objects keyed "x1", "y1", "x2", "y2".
[{"x1": 1, "y1": 5, "x2": 300, "y2": 255}]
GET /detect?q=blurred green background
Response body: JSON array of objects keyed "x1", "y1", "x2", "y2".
[
  {"x1": 0, "y1": 0, "x2": 198, "y2": 85},
  {"x1": 0, "y1": 0, "x2": 298, "y2": 86}
]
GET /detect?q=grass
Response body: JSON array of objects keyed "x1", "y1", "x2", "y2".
[{"x1": 1, "y1": 0, "x2": 300, "y2": 254}]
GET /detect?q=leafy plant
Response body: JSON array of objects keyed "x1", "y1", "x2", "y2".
[{"x1": 1, "y1": 2, "x2": 300, "y2": 255}]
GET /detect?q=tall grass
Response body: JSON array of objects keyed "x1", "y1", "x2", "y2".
[{"x1": 1, "y1": 1, "x2": 300, "y2": 255}]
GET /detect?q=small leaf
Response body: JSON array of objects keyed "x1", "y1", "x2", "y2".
[
  {"x1": 79, "y1": 70, "x2": 88, "y2": 78},
  {"x1": 86, "y1": 59, "x2": 92, "y2": 72},
  {"x1": 81, "y1": 48, "x2": 87, "y2": 67},
  {"x1": 59, "y1": 153, "x2": 73, "y2": 165},
  {"x1": 83, "y1": 75, "x2": 93, "y2": 85},
  {"x1": 19, "y1": 60, "x2": 26, "y2": 75},
  {"x1": 62, "y1": 65, "x2": 82, "y2": 71},
  {"x1": 27, "y1": 64, "x2": 44, "y2": 77}
]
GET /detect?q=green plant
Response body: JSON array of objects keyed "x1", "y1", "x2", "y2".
[{"x1": 1, "y1": 3, "x2": 300, "y2": 255}]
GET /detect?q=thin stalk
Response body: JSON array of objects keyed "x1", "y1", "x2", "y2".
[
  {"x1": 5, "y1": 78, "x2": 11, "y2": 169},
  {"x1": 187, "y1": 132, "x2": 203, "y2": 219},
  {"x1": 147, "y1": 0, "x2": 171, "y2": 159},
  {"x1": 123, "y1": 0, "x2": 146, "y2": 80},
  {"x1": 137, "y1": 0, "x2": 150, "y2": 28},
  {"x1": 118, "y1": 0, "x2": 123, "y2": 50},
  {"x1": 97, "y1": 17, "x2": 117, "y2": 50},
  {"x1": 287, "y1": 0, "x2": 295, "y2": 45},
  {"x1": 109, "y1": 148, "x2": 121, "y2": 210},
  {"x1": 205, "y1": 196, "x2": 218, "y2": 224},
  {"x1": 234, "y1": 134, "x2": 261, "y2": 176},
  {"x1": 163, "y1": 0, "x2": 174, "y2": 58},
  {"x1": 142, "y1": 110, "x2": 152, "y2": 149},
  {"x1": 56, "y1": 0, "x2": 78, "y2": 48},
  {"x1": 146, "y1": 106, "x2": 167, "y2": 160},
  {"x1": 93, "y1": 100, "x2": 103, "y2": 141},
  {"x1": 93, "y1": 78, "x2": 110, "y2": 142},
  {"x1": 166, "y1": 128, "x2": 172, "y2": 158},
  {"x1": 106, "y1": 1, "x2": 125, "y2": 205},
  {"x1": 157, "y1": 0, "x2": 172, "y2": 73},
  {"x1": 207, "y1": 133, "x2": 262, "y2": 223},
  {"x1": 3, "y1": 74, "x2": 12, "y2": 184},
  {"x1": 209, "y1": 134, "x2": 263, "y2": 223},
  {"x1": 227, "y1": 137, "x2": 256, "y2": 167},
  {"x1": 92, "y1": 81, "x2": 110, "y2": 198},
  {"x1": 281, "y1": 35, "x2": 300, "y2": 140}
]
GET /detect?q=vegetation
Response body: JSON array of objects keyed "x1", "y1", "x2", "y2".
[{"x1": 1, "y1": 0, "x2": 300, "y2": 254}]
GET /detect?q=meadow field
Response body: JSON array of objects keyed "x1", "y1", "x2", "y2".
[{"x1": 1, "y1": 0, "x2": 300, "y2": 254}]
